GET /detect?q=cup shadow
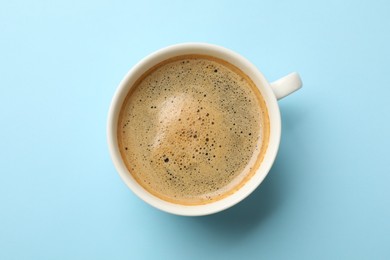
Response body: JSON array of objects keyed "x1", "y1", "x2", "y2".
[
  {"x1": 189, "y1": 157, "x2": 284, "y2": 235},
  {"x1": 178, "y1": 103, "x2": 305, "y2": 238}
]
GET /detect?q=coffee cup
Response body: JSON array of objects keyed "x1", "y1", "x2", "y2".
[{"x1": 107, "y1": 43, "x2": 302, "y2": 216}]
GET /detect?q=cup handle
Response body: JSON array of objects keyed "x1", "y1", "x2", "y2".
[{"x1": 270, "y1": 72, "x2": 302, "y2": 100}]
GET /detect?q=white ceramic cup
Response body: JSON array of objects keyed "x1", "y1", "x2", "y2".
[{"x1": 107, "y1": 43, "x2": 302, "y2": 216}]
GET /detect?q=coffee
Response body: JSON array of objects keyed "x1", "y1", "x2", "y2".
[{"x1": 118, "y1": 55, "x2": 269, "y2": 205}]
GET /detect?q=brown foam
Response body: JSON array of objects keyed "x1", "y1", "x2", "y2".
[{"x1": 117, "y1": 55, "x2": 270, "y2": 205}]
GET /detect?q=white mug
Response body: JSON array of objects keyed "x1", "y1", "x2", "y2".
[{"x1": 107, "y1": 43, "x2": 302, "y2": 216}]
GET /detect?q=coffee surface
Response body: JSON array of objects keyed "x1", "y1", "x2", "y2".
[{"x1": 118, "y1": 55, "x2": 269, "y2": 205}]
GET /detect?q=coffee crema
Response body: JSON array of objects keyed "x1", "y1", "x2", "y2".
[{"x1": 118, "y1": 55, "x2": 269, "y2": 205}]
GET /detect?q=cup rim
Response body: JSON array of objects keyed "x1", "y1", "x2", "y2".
[{"x1": 107, "y1": 42, "x2": 281, "y2": 216}]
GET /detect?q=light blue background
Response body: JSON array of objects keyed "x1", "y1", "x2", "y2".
[{"x1": 1, "y1": 0, "x2": 389, "y2": 259}]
